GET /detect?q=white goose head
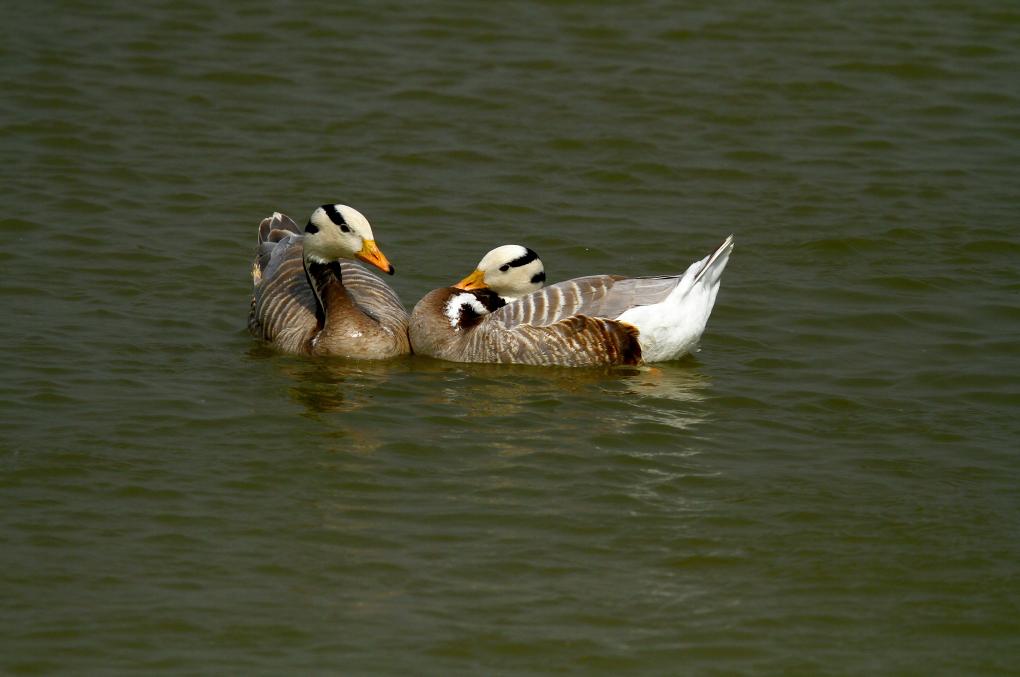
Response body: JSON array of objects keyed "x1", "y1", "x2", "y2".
[
  {"x1": 454, "y1": 244, "x2": 545, "y2": 300},
  {"x1": 303, "y1": 203, "x2": 394, "y2": 274}
]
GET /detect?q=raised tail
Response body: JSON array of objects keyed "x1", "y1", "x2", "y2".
[
  {"x1": 619, "y1": 235, "x2": 734, "y2": 362},
  {"x1": 692, "y1": 234, "x2": 734, "y2": 287}
]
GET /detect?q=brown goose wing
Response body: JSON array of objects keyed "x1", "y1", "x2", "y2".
[{"x1": 474, "y1": 313, "x2": 642, "y2": 366}]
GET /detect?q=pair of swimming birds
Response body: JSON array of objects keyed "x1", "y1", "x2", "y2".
[{"x1": 248, "y1": 203, "x2": 734, "y2": 367}]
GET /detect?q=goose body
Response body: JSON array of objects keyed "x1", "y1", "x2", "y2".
[
  {"x1": 409, "y1": 237, "x2": 733, "y2": 367},
  {"x1": 248, "y1": 205, "x2": 410, "y2": 359}
]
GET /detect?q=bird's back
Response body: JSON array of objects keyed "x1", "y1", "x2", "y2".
[
  {"x1": 489, "y1": 274, "x2": 680, "y2": 328},
  {"x1": 409, "y1": 287, "x2": 641, "y2": 367}
]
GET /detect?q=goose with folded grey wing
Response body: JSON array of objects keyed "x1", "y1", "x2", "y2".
[
  {"x1": 409, "y1": 237, "x2": 733, "y2": 367},
  {"x1": 248, "y1": 204, "x2": 410, "y2": 359}
]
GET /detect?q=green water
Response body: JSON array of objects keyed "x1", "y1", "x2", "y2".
[{"x1": 3, "y1": 1, "x2": 1019, "y2": 674}]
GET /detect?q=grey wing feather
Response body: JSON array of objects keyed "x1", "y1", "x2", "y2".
[
  {"x1": 580, "y1": 276, "x2": 680, "y2": 318},
  {"x1": 257, "y1": 212, "x2": 301, "y2": 243},
  {"x1": 491, "y1": 274, "x2": 680, "y2": 327},
  {"x1": 256, "y1": 233, "x2": 304, "y2": 287},
  {"x1": 249, "y1": 235, "x2": 318, "y2": 346},
  {"x1": 253, "y1": 213, "x2": 303, "y2": 286},
  {"x1": 337, "y1": 260, "x2": 409, "y2": 325}
]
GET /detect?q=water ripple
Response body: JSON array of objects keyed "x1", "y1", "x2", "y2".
[{"x1": 3, "y1": 0, "x2": 1019, "y2": 673}]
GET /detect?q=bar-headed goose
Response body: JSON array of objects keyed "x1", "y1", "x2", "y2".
[
  {"x1": 248, "y1": 204, "x2": 410, "y2": 358},
  {"x1": 409, "y1": 237, "x2": 733, "y2": 367}
]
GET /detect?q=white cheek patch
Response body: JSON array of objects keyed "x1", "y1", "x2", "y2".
[{"x1": 444, "y1": 292, "x2": 488, "y2": 328}]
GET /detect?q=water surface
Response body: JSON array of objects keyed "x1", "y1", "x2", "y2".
[{"x1": 2, "y1": 1, "x2": 1019, "y2": 674}]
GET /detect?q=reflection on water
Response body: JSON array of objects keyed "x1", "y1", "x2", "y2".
[
  {"x1": 282, "y1": 358, "x2": 416, "y2": 416},
  {"x1": 254, "y1": 347, "x2": 714, "y2": 453},
  {"x1": 247, "y1": 346, "x2": 413, "y2": 415},
  {"x1": 6, "y1": 0, "x2": 1019, "y2": 670}
]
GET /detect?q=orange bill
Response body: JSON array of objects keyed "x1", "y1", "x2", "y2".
[
  {"x1": 356, "y1": 240, "x2": 395, "y2": 275},
  {"x1": 454, "y1": 268, "x2": 487, "y2": 290}
]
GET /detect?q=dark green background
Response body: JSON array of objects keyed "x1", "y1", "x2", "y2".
[{"x1": 2, "y1": 1, "x2": 1018, "y2": 673}]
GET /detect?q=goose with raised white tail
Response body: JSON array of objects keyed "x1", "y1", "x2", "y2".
[
  {"x1": 248, "y1": 204, "x2": 410, "y2": 359},
  {"x1": 409, "y1": 237, "x2": 733, "y2": 367}
]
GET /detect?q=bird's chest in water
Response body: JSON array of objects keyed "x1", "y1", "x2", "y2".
[
  {"x1": 314, "y1": 327, "x2": 364, "y2": 343},
  {"x1": 311, "y1": 324, "x2": 390, "y2": 359}
]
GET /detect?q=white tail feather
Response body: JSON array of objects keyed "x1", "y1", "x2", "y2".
[{"x1": 616, "y1": 235, "x2": 734, "y2": 362}]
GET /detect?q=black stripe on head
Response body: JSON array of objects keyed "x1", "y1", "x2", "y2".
[
  {"x1": 507, "y1": 247, "x2": 539, "y2": 269},
  {"x1": 322, "y1": 204, "x2": 352, "y2": 233},
  {"x1": 323, "y1": 204, "x2": 346, "y2": 225},
  {"x1": 304, "y1": 221, "x2": 319, "y2": 234},
  {"x1": 530, "y1": 271, "x2": 546, "y2": 284}
]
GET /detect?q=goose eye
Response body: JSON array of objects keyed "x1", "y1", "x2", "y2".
[
  {"x1": 499, "y1": 264, "x2": 510, "y2": 272},
  {"x1": 340, "y1": 224, "x2": 351, "y2": 233}
]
